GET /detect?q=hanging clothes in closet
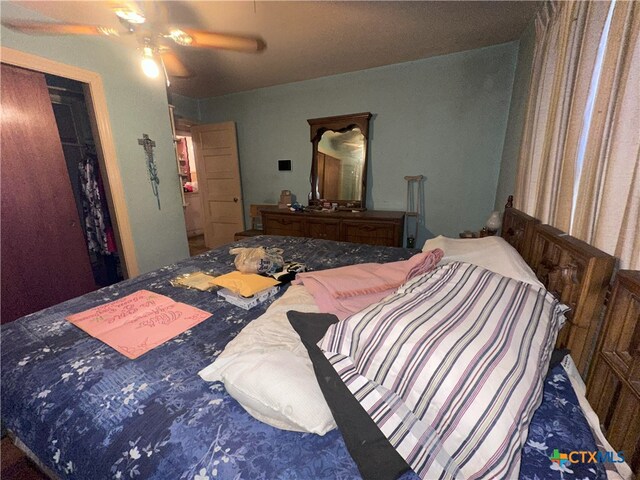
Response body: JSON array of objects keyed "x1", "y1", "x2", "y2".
[{"x1": 78, "y1": 144, "x2": 116, "y2": 256}]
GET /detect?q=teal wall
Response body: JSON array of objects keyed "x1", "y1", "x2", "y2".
[
  {"x1": 495, "y1": 21, "x2": 536, "y2": 211},
  {"x1": 1, "y1": 3, "x2": 189, "y2": 274},
  {"x1": 171, "y1": 93, "x2": 200, "y2": 122},
  {"x1": 198, "y1": 42, "x2": 519, "y2": 246}
]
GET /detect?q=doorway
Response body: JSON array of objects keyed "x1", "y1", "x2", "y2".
[
  {"x1": 190, "y1": 121, "x2": 244, "y2": 250},
  {"x1": 172, "y1": 113, "x2": 207, "y2": 256},
  {"x1": 46, "y1": 73, "x2": 123, "y2": 287}
]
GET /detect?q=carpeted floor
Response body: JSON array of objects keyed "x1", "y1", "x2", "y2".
[
  {"x1": 188, "y1": 234, "x2": 208, "y2": 256},
  {"x1": 1, "y1": 437, "x2": 47, "y2": 480}
]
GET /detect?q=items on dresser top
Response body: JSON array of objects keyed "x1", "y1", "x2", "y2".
[
  {"x1": 261, "y1": 206, "x2": 405, "y2": 247},
  {"x1": 279, "y1": 189, "x2": 292, "y2": 208}
]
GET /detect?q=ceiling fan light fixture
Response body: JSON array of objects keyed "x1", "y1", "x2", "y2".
[
  {"x1": 168, "y1": 29, "x2": 193, "y2": 46},
  {"x1": 141, "y1": 47, "x2": 160, "y2": 79},
  {"x1": 115, "y1": 8, "x2": 146, "y2": 25}
]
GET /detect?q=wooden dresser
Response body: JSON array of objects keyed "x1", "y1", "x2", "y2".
[{"x1": 261, "y1": 208, "x2": 405, "y2": 247}]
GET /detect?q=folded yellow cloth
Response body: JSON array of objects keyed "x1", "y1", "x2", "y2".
[
  {"x1": 212, "y1": 271, "x2": 280, "y2": 297},
  {"x1": 172, "y1": 272, "x2": 218, "y2": 291}
]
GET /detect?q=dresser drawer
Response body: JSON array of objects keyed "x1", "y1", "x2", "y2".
[
  {"x1": 342, "y1": 221, "x2": 399, "y2": 247},
  {"x1": 306, "y1": 218, "x2": 340, "y2": 241},
  {"x1": 263, "y1": 214, "x2": 305, "y2": 237},
  {"x1": 261, "y1": 208, "x2": 404, "y2": 246}
]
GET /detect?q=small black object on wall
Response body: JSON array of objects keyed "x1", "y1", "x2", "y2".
[{"x1": 278, "y1": 160, "x2": 292, "y2": 171}]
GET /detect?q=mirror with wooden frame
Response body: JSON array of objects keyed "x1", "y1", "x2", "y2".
[{"x1": 308, "y1": 112, "x2": 372, "y2": 210}]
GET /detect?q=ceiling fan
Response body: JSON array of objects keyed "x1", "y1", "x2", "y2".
[{"x1": 2, "y1": 3, "x2": 266, "y2": 81}]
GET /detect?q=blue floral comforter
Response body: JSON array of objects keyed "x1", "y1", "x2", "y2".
[{"x1": 1, "y1": 236, "x2": 605, "y2": 479}]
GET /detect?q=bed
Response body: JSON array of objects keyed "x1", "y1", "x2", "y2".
[{"x1": 1, "y1": 208, "x2": 638, "y2": 480}]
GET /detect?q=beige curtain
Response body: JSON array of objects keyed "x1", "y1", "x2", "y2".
[
  {"x1": 572, "y1": 2, "x2": 640, "y2": 269},
  {"x1": 515, "y1": 0, "x2": 640, "y2": 269},
  {"x1": 515, "y1": 1, "x2": 587, "y2": 224}
]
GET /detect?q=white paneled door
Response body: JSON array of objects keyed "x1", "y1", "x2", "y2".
[{"x1": 191, "y1": 122, "x2": 244, "y2": 249}]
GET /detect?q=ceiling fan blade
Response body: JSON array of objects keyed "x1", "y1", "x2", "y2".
[
  {"x1": 179, "y1": 28, "x2": 265, "y2": 53},
  {"x1": 110, "y1": 0, "x2": 147, "y2": 25},
  {"x1": 160, "y1": 51, "x2": 192, "y2": 78},
  {"x1": 2, "y1": 20, "x2": 118, "y2": 37}
]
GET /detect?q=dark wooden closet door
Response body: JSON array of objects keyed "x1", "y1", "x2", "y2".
[{"x1": 1, "y1": 63, "x2": 96, "y2": 323}]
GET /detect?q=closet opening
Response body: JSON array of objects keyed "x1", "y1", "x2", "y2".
[{"x1": 46, "y1": 73, "x2": 123, "y2": 287}]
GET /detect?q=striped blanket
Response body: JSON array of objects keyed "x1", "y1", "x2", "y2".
[{"x1": 318, "y1": 262, "x2": 568, "y2": 479}]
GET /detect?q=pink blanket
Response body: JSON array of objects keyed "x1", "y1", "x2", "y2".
[
  {"x1": 293, "y1": 249, "x2": 444, "y2": 320},
  {"x1": 66, "y1": 290, "x2": 211, "y2": 359}
]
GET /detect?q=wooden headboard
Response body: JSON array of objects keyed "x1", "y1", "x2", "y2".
[
  {"x1": 502, "y1": 205, "x2": 637, "y2": 477},
  {"x1": 501, "y1": 207, "x2": 540, "y2": 264},
  {"x1": 502, "y1": 207, "x2": 616, "y2": 378},
  {"x1": 587, "y1": 270, "x2": 640, "y2": 475},
  {"x1": 528, "y1": 225, "x2": 616, "y2": 377}
]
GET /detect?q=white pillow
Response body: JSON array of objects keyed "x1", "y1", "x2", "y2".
[
  {"x1": 422, "y1": 235, "x2": 542, "y2": 287},
  {"x1": 198, "y1": 285, "x2": 336, "y2": 435}
]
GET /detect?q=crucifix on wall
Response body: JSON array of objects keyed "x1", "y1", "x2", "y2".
[{"x1": 138, "y1": 133, "x2": 161, "y2": 210}]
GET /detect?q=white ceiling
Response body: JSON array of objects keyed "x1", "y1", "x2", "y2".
[{"x1": 13, "y1": 1, "x2": 540, "y2": 99}]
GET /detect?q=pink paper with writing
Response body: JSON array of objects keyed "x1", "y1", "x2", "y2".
[{"x1": 66, "y1": 290, "x2": 211, "y2": 359}]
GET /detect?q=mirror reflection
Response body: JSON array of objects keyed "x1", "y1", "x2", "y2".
[
  {"x1": 308, "y1": 112, "x2": 371, "y2": 209},
  {"x1": 316, "y1": 128, "x2": 365, "y2": 202}
]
